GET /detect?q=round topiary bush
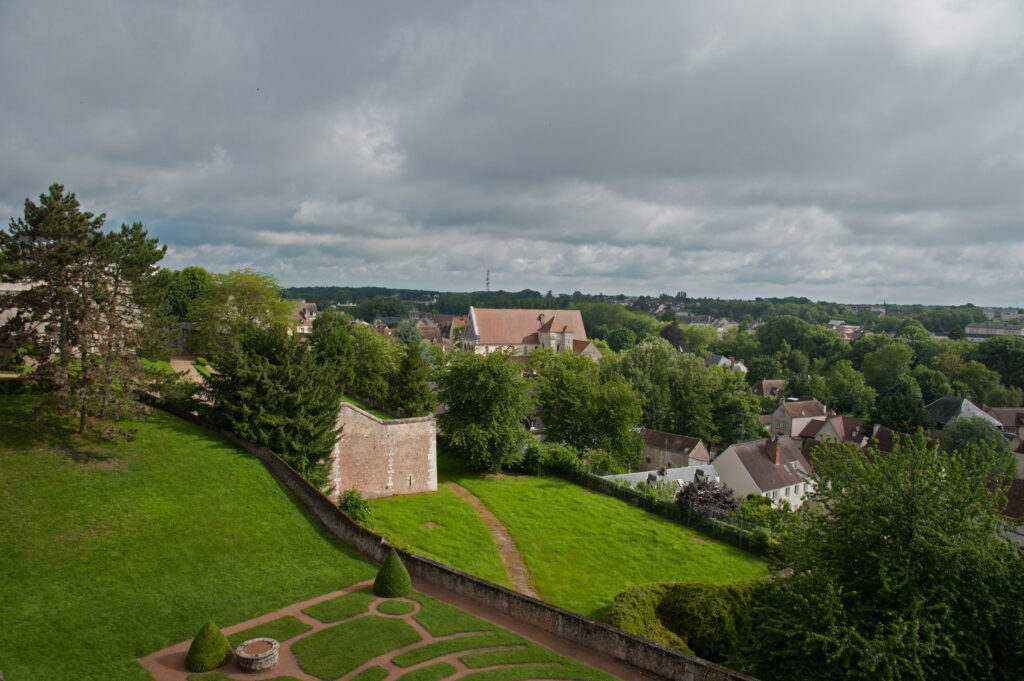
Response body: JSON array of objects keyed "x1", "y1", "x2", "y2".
[
  {"x1": 185, "y1": 620, "x2": 233, "y2": 672},
  {"x1": 656, "y1": 582, "x2": 760, "y2": 664},
  {"x1": 373, "y1": 548, "x2": 411, "y2": 597}
]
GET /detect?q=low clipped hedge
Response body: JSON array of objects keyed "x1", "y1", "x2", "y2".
[
  {"x1": 185, "y1": 620, "x2": 232, "y2": 672},
  {"x1": 373, "y1": 548, "x2": 411, "y2": 597},
  {"x1": 608, "y1": 581, "x2": 764, "y2": 663}
]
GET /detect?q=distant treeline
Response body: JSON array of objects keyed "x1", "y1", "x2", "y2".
[{"x1": 283, "y1": 286, "x2": 995, "y2": 334}]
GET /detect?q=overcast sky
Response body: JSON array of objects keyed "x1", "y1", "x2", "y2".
[{"x1": 3, "y1": 1, "x2": 1024, "y2": 306}]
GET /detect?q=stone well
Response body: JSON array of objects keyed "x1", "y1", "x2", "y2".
[{"x1": 235, "y1": 637, "x2": 279, "y2": 672}]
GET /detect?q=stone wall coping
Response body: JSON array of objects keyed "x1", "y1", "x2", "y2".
[{"x1": 339, "y1": 400, "x2": 435, "y2": 426}]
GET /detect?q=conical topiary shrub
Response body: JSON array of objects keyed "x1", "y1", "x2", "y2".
[
  {"x1": 373, "y1": 548, "x2": 411, "y2": 597},
  {"x1": 185, "y1": 620, "x2": 233, "y2": 672}
]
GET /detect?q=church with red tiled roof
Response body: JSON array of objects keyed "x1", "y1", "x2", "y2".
[{"x1": 460, "y1": 307, "x2": 602, "y2": 359}]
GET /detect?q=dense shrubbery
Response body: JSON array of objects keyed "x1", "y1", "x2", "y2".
[
  {"x1": 185, "y1": 620, "x2": 232, "y2": 672},
  {"x1": 657, "y1": 582, "x2": 761, "y2": 663},
  {"x1": 607, "y1": 581, "x2": 763, "y2": 662},
  {"x1": 338, "y1": 489, "x2": 373, "y2": 525},
  {"x1": 373, "y1": 549, "x2": 411, "y2": 598},
  {"x1": 606, "y1": 584, "x2": 689, "y2": 652}
]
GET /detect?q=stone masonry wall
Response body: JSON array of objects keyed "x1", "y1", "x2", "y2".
[{"x1": 331, "y1": 402, "x2": 437, "y2": 500}]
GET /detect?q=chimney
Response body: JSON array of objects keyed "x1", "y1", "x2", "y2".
[
  {"x1": 730, "y1": 356, "x2": 735, "y2": 370},
  {"x1": 766, "y1": 436, "x2": 782, "y2": 465}
]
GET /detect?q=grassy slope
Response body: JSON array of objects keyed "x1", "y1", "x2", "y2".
[
  {"x1": 368, "y1": 484, "x2": 511, "y2": 587},
  {"x1": 0, "y1": 396, "x2": 377, "y2": 681},
  {"x1": 444, "y1": 459, "x2": 770, "y2": 619}
]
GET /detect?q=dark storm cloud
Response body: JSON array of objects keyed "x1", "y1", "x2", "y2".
[{"x1": 3, "y1": 1, "x2": 1024, "y2": 304}]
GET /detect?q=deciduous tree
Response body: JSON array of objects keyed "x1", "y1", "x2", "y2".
[
  {"x1": 187, "y1": 269, "x2": 292, "y2": 356},
  {"x1": 436, "y1": 349, "x2": 530, "y2": 471},
  {"x1": 534, "y1": 351, "x2": 642, "y2": 471},
  {"x1": 735, "y1": 435, "x2": 1024, "y2": 681}
]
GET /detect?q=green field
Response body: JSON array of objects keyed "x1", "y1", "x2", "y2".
[
  {"x1": 368, "y1": 484, "x2": 511, "y2": 587},
  {"x1": 0, "y1": 395, "x2": 378, "y2": 681},
  {"x1": 369, "y1": 455, "x2": 770, "y2": 618}
]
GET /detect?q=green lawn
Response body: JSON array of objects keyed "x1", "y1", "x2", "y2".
[
  {"x1": 440, "y1": 455, "x2": 770, "y2": 618},
  {"x1": 341, "y1": 394, "x2": 395, "y2": 420},
  {"x1": 293, "y1": 590, "x2": 615, "y2": 681},
  {"x1": 226, "y1": 615, "x2": 312, "y2": 647},
  {"x1": 368, "y1": 484, "x2": 511, "y2": 587},
  {"x1": 0, "y1": 395, "x2": 377, "y2": 681}
]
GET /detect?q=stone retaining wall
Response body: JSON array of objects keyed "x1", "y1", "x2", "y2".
[{"x1": 142, "y1": 397, "x2": 759, "y2": 681}]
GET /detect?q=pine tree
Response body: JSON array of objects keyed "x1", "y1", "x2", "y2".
[
  {"x1": 204, "y1": 322, "x2": 342, "y2": 485},
  {"x1": 386, "y1": 342, "x2": 436, "y2": 418},
  {"x1": 0, "y1": 184, "x2": 164, "y2": 434}
]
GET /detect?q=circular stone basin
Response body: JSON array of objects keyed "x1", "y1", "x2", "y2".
[{"x1": 235, "y1": 637, "x2": 280, "y2": 672}]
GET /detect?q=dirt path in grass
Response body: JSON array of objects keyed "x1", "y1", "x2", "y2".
[{"x1": 442, "y1": 482, "x2": 541, "y2": 600}]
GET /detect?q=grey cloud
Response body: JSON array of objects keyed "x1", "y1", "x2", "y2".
[{"x1": 3, "y1": 1, "x2": 1024, "y2": 305}]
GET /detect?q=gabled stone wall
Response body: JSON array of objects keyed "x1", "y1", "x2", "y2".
[{"x1": 330, "y1": 402, "x2": 437, "y2": 500}]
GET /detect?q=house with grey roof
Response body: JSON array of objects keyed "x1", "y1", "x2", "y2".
[
  {"x1": 705, "y1": 354, "x2": 747, "y2": 373},
  {"x1": 639, "y1": 428, "x2": 709, "y2": 471},
  {"x1": 603, "y1": 464, "x2": 719, "y2": 491},
  {"x1": 925, "y1": 397, "x2": 1000, "y2": 429},
  {"x1": 714, "y1": 437, "x2": 814, "y2": 509}
]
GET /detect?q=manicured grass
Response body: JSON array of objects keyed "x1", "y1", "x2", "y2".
[
  {"x1": 368, "y1": 484, "x2": 510, "y2": 586},
  {"x1": 341, "y1": 393, "x2": 395, "y2": 420},
  {"x1": 409, "y1": 592, "x2": 496, "y2": 636},
  {"x1": 461, "y1": 664, "x2": 617, "y2": 681},
  {"x1": 0, "y1": 395, "x2": 377, "y2": 681},
  {"x1": 303, "y1": 588, "x2": 376, "y2": 623},
  {"x1": 293, "y1": 615, "x2": 421, "y2": 679},
  {"x1": 188, "y1": 675, "x2": 303, "y2": 681},
  {"x1": 441, "y1": 456, "x2": 771, "y2": 618},
  {"x1": 397, "y1": 662, "x2": 458, "y2": 681},
  {"x1": 378, "y1": 599, "x2": 417, "y2": 615},
  {"x1": 460, "y1": 643, "x2": 565, "y2": 668},
  {"x1": 392, "y1": 632, "x2": 524, "y2": 668},
  {"x1": 351, "y1": 667, "x2": 390, "y2": 681},
  {"x1": 226, "y1": 615, "x2": 312, "y2": 647}
]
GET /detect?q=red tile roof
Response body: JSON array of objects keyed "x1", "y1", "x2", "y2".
[
  {"x1": 781, "y1": 399, "x2": 826, "y2": 419},
  {"x1": 469, "y1": 308, "x2": 588, "y2": 346},
  {"x1": 642, "y1": 428, "x2": 704, "y2": 454}
]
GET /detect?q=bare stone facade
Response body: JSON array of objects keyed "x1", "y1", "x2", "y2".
[{"x1": 330, "y1": 402, "x2": 437, "y2": 500}]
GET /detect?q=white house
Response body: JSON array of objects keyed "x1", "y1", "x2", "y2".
[{"x1": 714, "y1": 437, "x2": 814, "y2": 509}]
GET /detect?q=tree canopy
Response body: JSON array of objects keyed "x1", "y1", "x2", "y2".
[
  {"x1": 436, "y1": 349, "x2": 531, "y2": 471},
  {"x1": 533, "y1": 350, "x2": 642, "y2": 471},
  {"x1": 187, "y1": 268, "x2": 293, "y2": 356},
  {"x1": 203, "y1": 322, "x2": 341, "y2": 485},
  {"x1": 736, "y1": 435, "x2": 1023, "y2": 681}
]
